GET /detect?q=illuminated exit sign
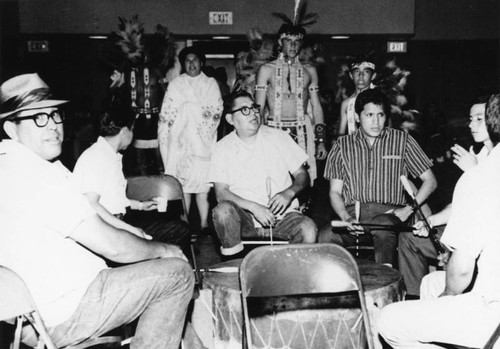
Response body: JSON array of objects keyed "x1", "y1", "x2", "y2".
[
  {"x1": 27, "y1": 40, "x2": 49, "y2": 52},
  {"x1": 387, "y1": 41, "x2": 407, "y2": 53},
  {"x1": 209, "y1": 12, "x2": 233, "y2": 25}
]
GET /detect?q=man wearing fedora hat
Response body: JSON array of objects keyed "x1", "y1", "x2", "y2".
[{"x1": 0, "y1": 73, "x2": 194, "y2": 348}]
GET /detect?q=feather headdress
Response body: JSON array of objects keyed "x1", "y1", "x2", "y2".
[
  {"x1": 272, "y1": 0, "x2": 318, "y2": 39},
  {"x1": 113, "y1": 15, "x2": 176, "y2": 72}
]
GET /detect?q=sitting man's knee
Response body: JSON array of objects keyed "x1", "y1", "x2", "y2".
[
  {"x1": 212, "y1": 201, "x2": 237, "y2": 221},
  {"x1": 299, "y1": 217, "x2": 317, "y2": 243}
]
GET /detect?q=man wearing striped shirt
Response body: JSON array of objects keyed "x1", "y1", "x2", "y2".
[{"x1": 319, "y1": 89, "x2": 437, "y2": 266}]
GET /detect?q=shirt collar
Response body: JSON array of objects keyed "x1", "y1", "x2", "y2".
[
  {"x1": 95, "y1": 136, "x2": 122, "y2": 160},
  {"x1": 354, "y1": 127, "x2": 390, "y2": 143}
]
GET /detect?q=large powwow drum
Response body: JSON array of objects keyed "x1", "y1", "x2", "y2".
[{"x1": 202, "y1": 259, "x2": 404, "y2": 349}]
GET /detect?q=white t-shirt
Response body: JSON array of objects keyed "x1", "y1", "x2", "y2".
[
  {"x1": 208, "y1": 126, "x2": 308, "y2": 224},
  {"x1": 441, "y1": 144, "x2": 500, "y2": 302},
  {"x1": 0, "y1": 140, "x2": 107, "y2": 326},
  {"x1": 73, "y1": 136, "x2": 130, "y2": 214}
]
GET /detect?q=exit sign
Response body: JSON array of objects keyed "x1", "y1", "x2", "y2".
[
  {"x1": 209, "y1": 12, "x2": 233, "y2": 25},
  {"x1": 387, "y1": 42, "x2": 407, "y2": 53},
  {"x1": 27, "y1": 40, "x2": 49, "y2": 52}
]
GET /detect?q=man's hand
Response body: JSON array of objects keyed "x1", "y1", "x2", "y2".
[
  {"x1": 345, "y1": 217, "x2": 364, "y2": 235},
  {"x1": 316, "y1": 143, "x2": 327, "y2": 160},
  {"x1": 251, "y1": 203, "x2": 276, "y2": 227},
  {"x1": 451, "y1": 144, "x2": 478, "y2": 172},
  {"x1": 128, "y1": 227, "x2": 153, "y2": 240},
  {"x1": 268, "y1": 190, "x2": 294, "y2": 215},
  {"x1": 412, "y1": 220, "x2": 429, "y2": 237},
  {"x1": 393, "y1": 205, "x2": 413, "y2": 223},
  {"x1": 161, "y1": 244, "x2": 188, "y2": 261},
  {"x1": 437, "y1": 251, "x2": 451, "y2": 270}
]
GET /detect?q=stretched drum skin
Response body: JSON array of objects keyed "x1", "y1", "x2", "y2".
[{"x1": 202, "y1": 259, "x2": 404, "y2": 349}]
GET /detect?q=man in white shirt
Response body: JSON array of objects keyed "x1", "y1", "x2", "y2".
[
  {"x1": 73, "y1": 104, "x2": 190, "y2": 254},
  {"x1": 377, "y1": 94, "x2": 500, "y2": 349},
  {"x1": 208, "y1": 91, "x2": 317, "y2": 256},
  {"x1": 0, "y1": 73, "x2": 193, "y2": 349}
]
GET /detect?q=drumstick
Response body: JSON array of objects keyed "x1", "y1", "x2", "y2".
[
  {"x1": 400, "y1": 175, "x2": 445, "y2": 254},
  {"x1": 196, "y1": 267, "x2": 239, "y2": 273},
  {"x1": 331, "y1": 220, "x2": 416, "y2": 232},
  {"x1": 266, "y1": 176, "x2": 273, "y2": 245}
]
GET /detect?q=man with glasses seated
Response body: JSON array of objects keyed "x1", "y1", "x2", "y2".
[
  {"x1": 0, "y1": 73, "x2": 193, "y2": 349},
  {"x1": 208, "y1": 91, "x2": 317, "y2": 257}
]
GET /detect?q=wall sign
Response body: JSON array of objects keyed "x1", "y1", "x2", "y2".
[
  {"x1": 27, "y1": 40, "x2": 49, "y2": 52},
  {"x1": 209, "y1": 12, "x2": 233, "y2": 25},
  {"x1": 387, "y1": 41, "x2": 407, "y2": 53}
]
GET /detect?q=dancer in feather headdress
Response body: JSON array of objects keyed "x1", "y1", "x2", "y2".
[
  {"x1": 110, "y1": 15, "x2": 176, "y2": 176},
  {"x1": 255, "y1": 0, "x2": 327, "y2": 184}
]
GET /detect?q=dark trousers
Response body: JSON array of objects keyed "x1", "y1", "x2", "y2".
[
  {"x1": 124, "y1": 210, "x2": 191, "y2": 257},
  {"x1": 398, "y1": 226, "x2": 445, "y2": 296},
  {"x1": 319, "y1": 202, "x2": 404, "y2": 265}
]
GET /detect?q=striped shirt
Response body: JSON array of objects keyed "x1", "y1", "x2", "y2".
[{"x1": 324, "y1": 128, "x2": 433, "y2": 206}]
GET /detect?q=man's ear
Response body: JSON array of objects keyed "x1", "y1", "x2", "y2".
[
  {"x1": 3, "y1": 120, "x2": 18, "y2": 140},
  {"x1": 225, "y1": 113, "x2": 234, "y2": 126},
  {"x1": 349, "y1": 71, "x2": 354, "y2": 81},
  {"x1": 371, "y1": 72, "x2": 377, "y2": 81},
  {"x1": 354, "y1": 112, "x2": 360, "y2": 123}
]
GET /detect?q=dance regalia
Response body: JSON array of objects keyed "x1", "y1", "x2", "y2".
[
  {"x1": 158, "y1": 72, "x2": 223, "y2": 193},
  {"x1": 263, "y1": 53, "x2": 317, "y2": 181}
]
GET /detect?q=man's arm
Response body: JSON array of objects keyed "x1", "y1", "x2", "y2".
[
  {"x1": 394, "y1": 168, "x2": 438, "y2": 222},
  {"x1": 69, "y1": 214, "x2": 185, "y2": 263},
  {"x1": 441, "y1": 249, "x2": 475, "y2": 296},
  {"x1": 338, "y1": 98, "x2": 349, "y2": 136},
  {"x1": 269, "y1": 165, "x2": 310, "y2": 215},
  {"x1": 306, "y1": 66, "x2": 327, "y2": 159},
  {"x1": 255, "y1": 65, "x2": 270, "y2": 123},
  {"x1": 83, "y1": 192, "x2": 151, "y2": 240},
  {"x1": 329, "y1": 179, "x2": 352, "y2": 221},
  {"x1": 214, "y1": 182, "x2": 276, "y2": 227}
]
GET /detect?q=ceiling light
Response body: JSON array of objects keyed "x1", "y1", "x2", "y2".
[
  {"x1": 212, "y1": 36, "x2": 231, "y2": 40},
  {"x1": 89, "y1": 35, "x2": 108, "y2": 40},
  {"x1": 331, "y1": 35, "x2": 350, "y2": 39}
]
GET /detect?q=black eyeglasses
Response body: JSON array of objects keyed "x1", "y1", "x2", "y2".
[
  {"x1": 14, "y1": 110, "x2": 64, "y2": 127},
  {"x1": 228, "y1": 104, "x2": 260, "y2": 116}
]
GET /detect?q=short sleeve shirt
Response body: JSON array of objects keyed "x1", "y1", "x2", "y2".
[
  {"x1": 324, "y1": 128, "x2": 433, "y2": 205},
  {"x1": 0, "y1": 140, "x2": 107, "y2": 326},
  {"x1": 208, "y1": 126, "x2": 308, "y2": 208},
  {"x1": 73, "y1": 136, "x2": 130, "y2": 215}
]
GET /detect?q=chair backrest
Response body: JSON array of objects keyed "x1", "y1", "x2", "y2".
[
  {"x1": 0, "y1": 266, "x2": 38, "y2": 322},
  {"x1": 240, "y1": 244, "x2": 374, "y2": 349},
  {"x1": 126, "y1": 174, "x2": 189, "y2": 222}
]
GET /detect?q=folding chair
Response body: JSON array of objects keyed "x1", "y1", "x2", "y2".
[
  {"x1": 0, "y1": 266, "x2": 128, "y2": 349},
  {"x1": 126, "y1": 174, "x2": 199, "y2": 281},
  {"x1": 240, "y1": 244, "x2": 374, "y2": 349}
]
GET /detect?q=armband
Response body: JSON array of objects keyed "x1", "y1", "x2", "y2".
[
  {"x1": 308, "y1": 85, "x2": 319, "y2": 93},
  {"x1": 315, "y1": 123, "x2": 326, "y2": 143},
  {"x1": 255, "y1": 84, "x2": 268, "y2": 91}
]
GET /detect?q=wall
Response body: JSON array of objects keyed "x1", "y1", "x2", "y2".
[{"x1": 18, "y1": 0, "x2": 415, "y2": 35}]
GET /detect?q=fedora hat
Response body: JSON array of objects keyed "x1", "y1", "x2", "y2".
[{"x1": 0, "y1": 73, "x2": 68, "y2": 119}]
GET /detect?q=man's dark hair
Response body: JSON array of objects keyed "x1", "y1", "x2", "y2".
[
  {"x1": 99, "y1": 104, "x2": 135, "y2": 137},
  {"x1": 354, "y1": 88, "x2": 390, "y2": 116},
  {"x1": 350, "y1": 54, "x2": 376, "y2": 72},
  {"x1": 226, "y1": 90, "x2": 254, "y2": 112},
  {"x1": 485, "y1": 93, "x2": 500, "y2": 145},
  {"x1": 178, "y1": 46, "x2": 206, "y2": 72},
  {"x1": 278, "y1": 24, "x2": 307, "y2": 39}
]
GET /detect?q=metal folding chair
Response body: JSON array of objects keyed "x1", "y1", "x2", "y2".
[
  {"x1": 240, "y1": 244, "x2": 374, "y2": 349},
  {"x1": 0, "y1": 266, "x2": 128, "y2": 349},
  {"x1": 126, "y1": 174, "x2": 199, "y2": 280}
]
